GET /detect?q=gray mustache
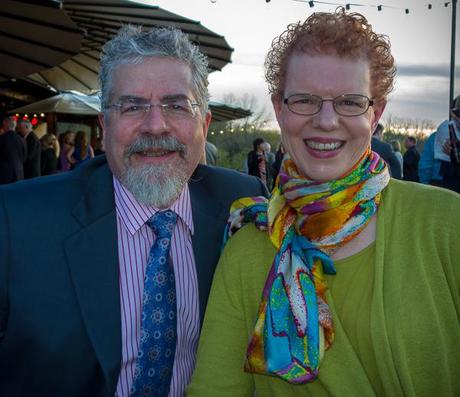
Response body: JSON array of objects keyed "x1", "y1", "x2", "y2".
[{"x1": 125, "y1": 136, "x2": 186, "y2": 157}]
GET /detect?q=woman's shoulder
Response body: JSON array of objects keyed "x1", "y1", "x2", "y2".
[
  {"x1": 220, "y1": 223, "x2": 275, "y2": 282},
  {"x1": 225, "y1": 223, "x2": 272, "y2": 252},
  {"x1": 384, "y1": 178, "x2": 460, "y2": 211},
  {"x1": 381, "y1": 179, "x2": 460, "y2": 234}
]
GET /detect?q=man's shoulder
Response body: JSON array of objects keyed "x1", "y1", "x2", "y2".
[
  {"x1": 0, "y1": 156, "x2": 111, "y2": 203},
  {"x1": 191, "y1": 164, "x2": 267, "y2": 197},
  {"x1": 371, "y1": 137, "x2": 393, "y2": 157},
  {"x1": 194, "y1": 164, "x2": 258, "y2": 183}
]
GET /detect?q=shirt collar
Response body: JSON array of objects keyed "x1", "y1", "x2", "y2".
[{"x1": 113, "y1": 176, "x2": 194, "y2": 236}]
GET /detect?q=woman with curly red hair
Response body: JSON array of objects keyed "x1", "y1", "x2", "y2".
[{"x1": 188, "y1": 8, "x2": 459, "y2": 397}]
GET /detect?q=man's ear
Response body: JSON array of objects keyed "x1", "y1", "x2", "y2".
[
  {"x1": 98, "y1": 112, "x2": 106, "y2": 146},
  {"x1": 202, "y1": 111, "x2": 212, "y2": 140}
]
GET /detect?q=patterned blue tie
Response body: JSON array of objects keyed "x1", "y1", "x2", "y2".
[{"x1": 131, "y1": 210, "x2": 178, "y2": 397}]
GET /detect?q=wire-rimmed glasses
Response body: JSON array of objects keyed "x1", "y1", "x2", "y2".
[
  {"x1": 105, "y1": 96, "x2": 201, "y2": 120},
  {"x1": 284, "y1": 93, "x2": 374, "y2": 117}
]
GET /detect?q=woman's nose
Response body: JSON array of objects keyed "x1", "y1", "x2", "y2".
[{"x1": 311, "y1": 100, "x2": 340, "y2": 131}]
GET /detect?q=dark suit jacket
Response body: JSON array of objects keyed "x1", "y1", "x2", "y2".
[
  {"x1": 23, "y1": 132, "x2": 41, "y2": 179},
  {"x1": 0, "y1": 130, "x2": 26, "y2": 184},
  {"x1": 371, "y1": 137, "x2": 402, "y2": 179},
  {"x1": 403, "y1": 146, "x2": 420, "y2": 182},
  {"x1": 0, "y1": 156, "x2": 267, "y2": 397}
]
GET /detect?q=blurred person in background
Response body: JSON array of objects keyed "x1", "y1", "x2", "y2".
[
  {"x1": 389, "y1": 139, "x2": 403, "y2": 179},
  {"x1": 247, "y1": 137, "x2": 272, "y2": 188},
  {"x1": 67, "y1": 130, "x2": 95, "y2": 169},
  {"x1": 189, "y1": 8, "x2": 459, "y2": 397},
  {"x1": 272, "y1": 142, "x2": 285, "y2": 183},
  {"x1": 403, "y1": 136, "x2": 420, "y2": 182},
  {"x1": 370, "y1": 123, "x2": 401, "y2": 179},
  {"x1": 0, "y1": 116, "x2": 26, "y2": 184},
  {"x1": 17, "y1": 119, "x2": 41, "y2": 179},
  {"x1": 262, "y1": 141, "x2": 276, "y2": 190},
  {"x1": 40, "y1": 133, "x2": 59, "y2": 176},
  {"x1": 434, "y1": 94, "x2": 460, "y2": 193},
  {"x1": 418, "y1": 131, "x2": 443, "y2": 186},
  {"x1": 58, "y1": 130, "x2": 75, "y2": 172}
]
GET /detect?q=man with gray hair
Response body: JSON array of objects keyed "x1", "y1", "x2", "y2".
[
  {"x1": 0, "y1": 26, "x2": 267, "y2": 397},
  {"x1": 0, "y1": 116, "x2": 26, "y2": 184}
]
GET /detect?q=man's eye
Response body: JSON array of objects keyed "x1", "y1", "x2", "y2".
[
  {"x1": 121, "y1": 104, "x2": 142, "y2": 114},
  {"x1": 166, "y1": 102, "x2": 190, "y2": 112}
]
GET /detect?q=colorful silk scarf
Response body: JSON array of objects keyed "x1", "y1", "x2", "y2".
[{"x1": 224, "y1": 148, "x2": 390, "y2": 384}]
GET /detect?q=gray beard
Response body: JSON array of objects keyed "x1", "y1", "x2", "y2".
[
  {"x1": 120, "y1": 135, "x2": 189, "y2": 208},
  {"x1": 122, "y1": 162, "x2": 188, "y2": 208}
]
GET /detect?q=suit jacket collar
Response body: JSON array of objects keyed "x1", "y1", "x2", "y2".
[{"x1": 64, "y1": 160, "x2": 121, "y2": 395}]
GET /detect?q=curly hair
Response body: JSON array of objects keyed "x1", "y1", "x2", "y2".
[{"x1": 265, "y1": 8, "x2": 396, "y2": 104}]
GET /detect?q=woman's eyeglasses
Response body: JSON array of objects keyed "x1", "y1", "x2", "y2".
[{"x1": 284, "y1": 93, "x2": 374, "y2": 117}]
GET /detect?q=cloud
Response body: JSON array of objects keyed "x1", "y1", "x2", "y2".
[{"x1": 396, "y1": 63, "x2": 459, "y2": 78}]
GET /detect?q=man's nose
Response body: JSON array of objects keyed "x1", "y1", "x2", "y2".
[{"x1": 140, "y1": 104, "x2": 169, "y2": 134}]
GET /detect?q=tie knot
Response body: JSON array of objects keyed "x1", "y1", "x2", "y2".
[{"x1": 147, "y1": 210, "x2": 178, "y2": 240}]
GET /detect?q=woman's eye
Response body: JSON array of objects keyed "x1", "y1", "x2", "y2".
[{"x1": 294, "y1": 97, "x2": 313, "y2": 104}]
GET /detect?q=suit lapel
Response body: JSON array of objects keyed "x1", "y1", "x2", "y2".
[
  {"x1": 64, "y1": 162, "x2": 121, "y2": 395},
  {"x1": 189, "y1": 166, "x2": 228, "y2": 325}
]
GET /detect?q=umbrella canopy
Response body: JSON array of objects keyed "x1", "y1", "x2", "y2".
[
  {"x1": 208, "y1": 101, "x2": 251, "y2": 122},
  {"x1": 9, "y1": 92, "x2": 100, "y2": 115},
  {"x1": 9, "y1": 93, "x2": 251, "y2": 122},
  {"x1": 26, "y1": 0, "x2": 234, "y2": 93},
  {"x1": 0, "y1": 0, "x2": 83, "y2": 81}
]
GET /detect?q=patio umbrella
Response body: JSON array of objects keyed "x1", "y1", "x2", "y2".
[
  {"x1": 9, "y1": 92, "x2": 100, "y2": 115},
  {"x1": 26, "y1": 0, "x2": 234, "y2": 93},
  {"x1": 208, "y1": 101, "x2": 251, "y2": 122},
  {"x1": 9, "y1": 93, "x2": 251, "y2": 122},
  {"x1": 0, "y1": 0, "x2": 83, "y2": 81}
]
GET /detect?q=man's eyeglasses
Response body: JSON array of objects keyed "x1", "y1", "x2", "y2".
[
  {"x1": 284, "y1": 94, "x2": 374, "y2": 117},
  {"x1": 105, "y1": 97, "x2": 201, "y2": 120}
]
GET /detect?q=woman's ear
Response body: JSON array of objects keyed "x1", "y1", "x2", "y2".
[{"x1": 371, "y1": 100, "x2": 387, "y2": 131}]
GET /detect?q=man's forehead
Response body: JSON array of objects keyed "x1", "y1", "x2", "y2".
[{"x1": 115, "y1": 94, "x2": 191, "y2": 102}]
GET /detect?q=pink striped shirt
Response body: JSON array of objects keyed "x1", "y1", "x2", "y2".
[{"x1": 113, "y1": 177, "x2": 200, "y2": 397}]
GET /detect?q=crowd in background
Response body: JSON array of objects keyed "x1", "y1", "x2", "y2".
[
  {"x1": 2, "y1": 100, "x2": 460, "y2": 196},
  {"x1": 236, "y1": 95, "x2": 460, "y2": 196},
  {"x1": 0, "y1": 116, "x2": 100, "y2": 185}
]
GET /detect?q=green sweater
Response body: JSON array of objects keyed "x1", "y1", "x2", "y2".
[{"x1": 188, "y1": 180, "x2": 460, "y2": 397}]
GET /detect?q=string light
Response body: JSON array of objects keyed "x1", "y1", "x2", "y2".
[{"x1": 294, "y1": 1, "x2": 455, "y2": 13}]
